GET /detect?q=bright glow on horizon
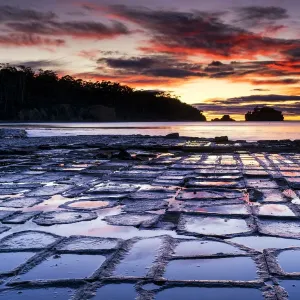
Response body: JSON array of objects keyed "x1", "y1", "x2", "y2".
[{"x1": 0, "y1": 0, "x2": 299, "y2": 120}]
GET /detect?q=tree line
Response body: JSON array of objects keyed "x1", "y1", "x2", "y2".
[{"x1": 0, "y1": 64, "x2": 206, "y2": 122}]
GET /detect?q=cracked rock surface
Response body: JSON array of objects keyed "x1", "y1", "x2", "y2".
[{"x1": 0, "y1": 135, "x2": 299, "y2": 299}]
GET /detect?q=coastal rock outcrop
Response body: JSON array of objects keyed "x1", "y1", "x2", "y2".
[
  {"x1": 211, "y1": 115, "x2": 235, "y2": 122},
  {"x1": 166, "y1": 133, "x2": 180, "y2": 138},
  {"x1": 245, "y1": 107, "x2": 284, "y2": 121},
  {"x1": 215, "y1": 136, "x2": 229, "y2": 143}
]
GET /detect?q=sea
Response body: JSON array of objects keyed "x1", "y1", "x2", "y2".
[{"x1": 1, "y1": 121, "x2": 300, "y2": 141}]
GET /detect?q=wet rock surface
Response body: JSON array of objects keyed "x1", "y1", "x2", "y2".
[
  {"x1": 0, "y1": 135, "x2": 299, "y2": 299},
  {"x1": 0, "y1": 128, "x2": 27, "y2": 139}
]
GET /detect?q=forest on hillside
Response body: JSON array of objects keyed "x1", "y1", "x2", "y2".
[{"x1": 0, "y1": 65, "x2": 206, "y2": 122}]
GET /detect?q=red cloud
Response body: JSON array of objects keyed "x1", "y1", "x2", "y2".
[
  {"x1": 266, "y1": 61, "x2": 300, "y2": 72},
  {"x1": 73, "y1": 72, "x2": 188, "y2": 87},
  {"x1": 139, "y1": 34, "x2": 298, "y2": 61},
  {"x1": 103, "y1": 5, "x2": 300, "y2": 61}
]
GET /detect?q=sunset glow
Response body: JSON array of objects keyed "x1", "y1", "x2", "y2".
[{"x1": 1, "y1": 0, "x2": 300, "y2": 120}]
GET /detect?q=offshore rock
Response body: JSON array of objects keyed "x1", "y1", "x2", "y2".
[
  {"x1": 215, "y1": 136, "x2": 229, "y2": 143},
  {"x1": 166, "y1": 133, "x2": 180, "y2": 138}
]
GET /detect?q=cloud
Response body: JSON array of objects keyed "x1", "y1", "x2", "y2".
[
  {"x1": 73, "y1": 71, "x2": 188, "y2": 87},
  {"x1": 0, "y1": 5, "x2": 132, "y2": 49},
  {"x1": 234, "y1": 6, "x2": 289, "y2": 28},
  {"x1": 0, "y1": 33, "x2": 65, "y2": 47},
  {"x1": 251, "y1": 79, "x2": 299, "y2": 85},
  {"x1": 283, "y1": 48, "x2": 300, "y2": 60},
  {"x1": 204, "y1": 61, "x2": 234, "y2": 73},
  {"x1": 99, "y1": 56, "x2": 156, "y2": 70},
  {"x1": 195, "y1": 94, "x2": 300, "y2": 105},
  {"x1": 194, "y1": 94, "x2": 300, "y2": 116},
  {"x1": 194, "y1": 103, "x2": 300, "y2": 116},
  {"x1": 105, "y1": 5, "x2": 300, "y2": 60},
  {"x1": 0, "y1": 5, "x2": 56, "y2": 22},
  {"x1": 97, "y1": 55, "x2": 206, "y2": 79},
  {"x1": 6, "y1": 20, "x2": 131, "y2": 40},
  {"x1": 91, "y1": 53, "x2": 300, "y2": 87},
  {"x1": 77, "y1": 49, "x2": 124, "y2": 60},
  {"x1": 201, "y1": 60, "x2": 300, "y2": 84},
  {"x1": 10, "y1": 59, "x2": 64, "y2": 69},
  {"x1": 252, "y1": 88, "x2": 270, "y2": 92}
]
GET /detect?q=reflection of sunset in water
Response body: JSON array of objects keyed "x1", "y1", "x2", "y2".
[{"x1": 3, "y1": 122, "x2": 300, "y2": 141}]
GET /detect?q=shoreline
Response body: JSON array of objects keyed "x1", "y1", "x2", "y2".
[
  {"x1": 0, "y1": 127, "x2": 299, "y2": 298},
  {"x1": 0, "y1": 133, "x2": 299, "y2": 154},
  {"x1": 1, "y1": 122, "x2": 300, "y2": 141}
]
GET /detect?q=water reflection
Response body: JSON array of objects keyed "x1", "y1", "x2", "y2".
[
  {"x1": 278, "y1": 250, "x2": 300, "y2": 273},
  {"x1": 155, "y1": 287, "x2": 263, "y2": 300},
  {"x1": 164, "y1": 257, "x2": 258, "y2": 280},
  {"x1": 2, "y1": 121, "x2": 300, "y2": 141}
]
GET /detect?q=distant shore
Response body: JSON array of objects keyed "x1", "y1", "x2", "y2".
[{"x1": 1, "y1": 121, "x2": 299, "y2": 141}]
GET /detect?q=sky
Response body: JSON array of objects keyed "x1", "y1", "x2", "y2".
[{"x1": 0, "y1": 0, "x2": 300, "y2": 120}]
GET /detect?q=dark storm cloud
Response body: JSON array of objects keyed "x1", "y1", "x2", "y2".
[
  {"x1": 106, "y1": 5, "x2": 300, "y2": 60},
  {"x1": 0, "y1": 5, "x2": 56, "y2": 22}
]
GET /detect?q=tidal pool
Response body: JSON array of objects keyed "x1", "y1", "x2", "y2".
[
  {"x1": 164, "y1": 257, "x2": 258, "y2": 281},
  {"x1": 278, "y1": 250, "x2": 300, "y2": 273},
  {"x1": 181, "y1": 215, "x2": 251, "y2": 236},
  {"x1": 18, "y1": 254, "x2": 106, "y2": 281},
  {"x1": 228, "y1": 236, "x2": 300, "y2": 250},
  {"x1": 91, "y1": 284, "x2": 136, "y2": 300},
  {"x1": 279, "y1": 280, "x2": 300, "y2": 300},
  {"x1": 0, "y1": 252, "x2": 35, "y2": 274},
  {"x1": 155, "y1": 287, "x2": 264, "y2": 300},
  {"x1": 173, "y1": 240, "x2": 244, "y2": 256},
  {"x1": 0, "y1": 288, "x2": 75, "y2": 300},
  {"x1": 113, "y1": 238, "x2": 162, "y2": 277}
]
